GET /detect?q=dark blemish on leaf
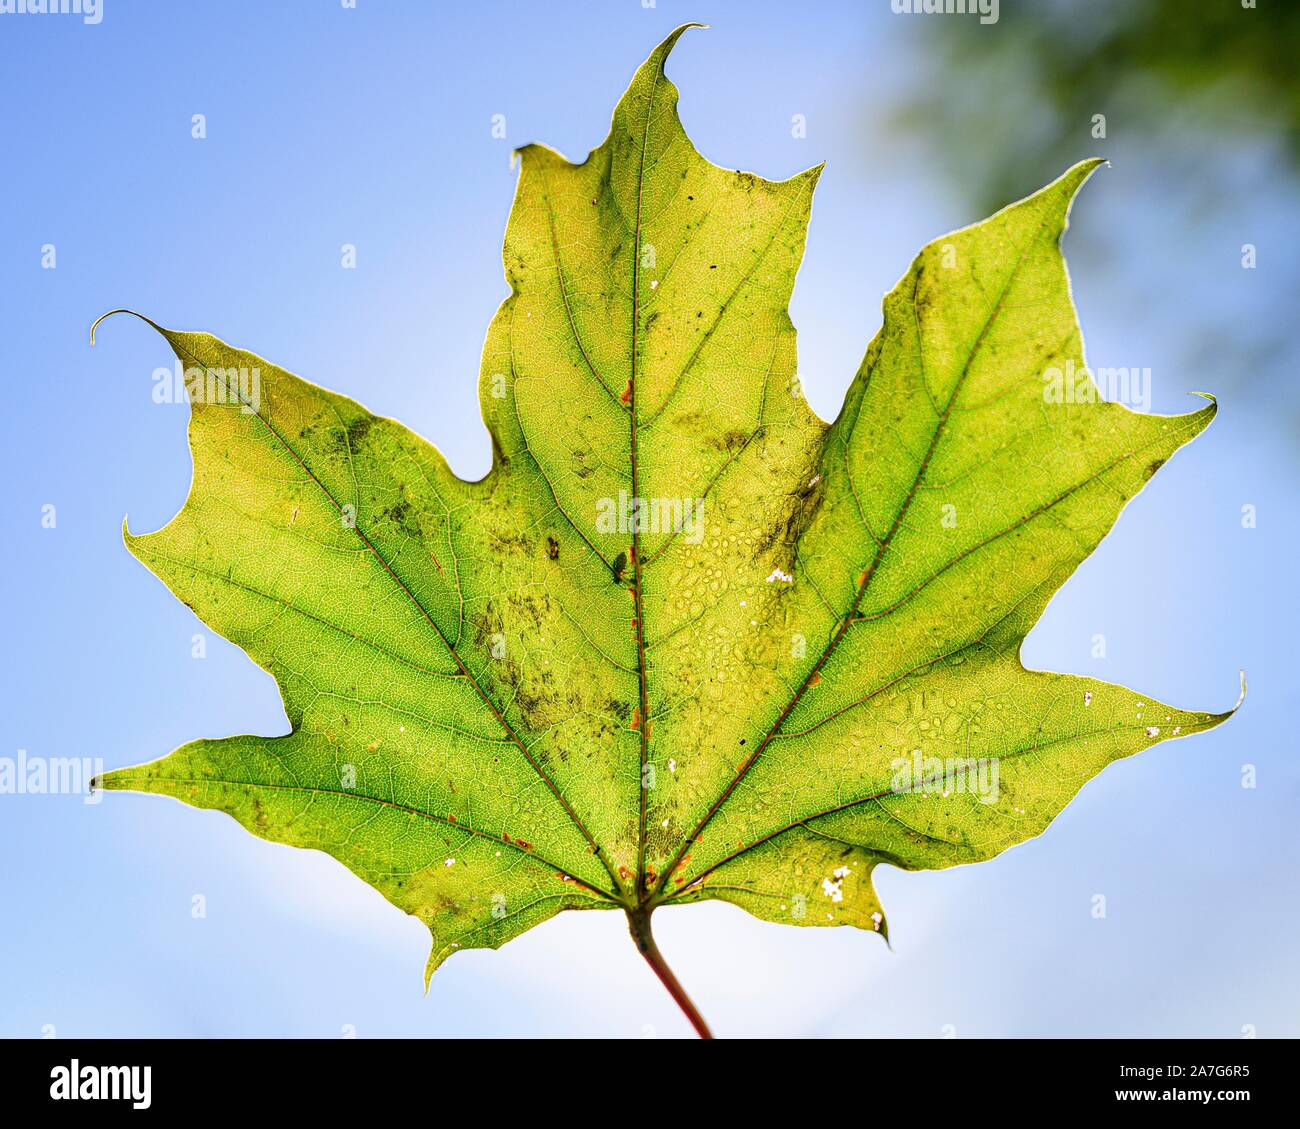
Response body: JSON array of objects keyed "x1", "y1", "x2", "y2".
[
  {"x1": 612, "y1": 551, "x2": 628, "y2": 582},
  {"x1": 490, "y1": 431, "x2": 511, "y2": 470},
  {"x1": 710, "y1": 428, "x2": 750, "y2": 453},
  {"x1": 547, "y1": 535, "x2": 559, "y2": 560},
  {"x1": 383, "y1": 500, "x2": 421, "y2": 539},
  {"x1": 474, "y1": 595, "x2": 580, "y2": 734},
  {"x1": 346, "y1": 416, "x2": 373, "y2": 447},
  {"x1": 487, "y1": 528, "x2": 530, "y2": 556},
  {"x1": 1145, "y1": 458, "x2": 1166, "y2": 479}
]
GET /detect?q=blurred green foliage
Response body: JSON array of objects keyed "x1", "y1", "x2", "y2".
[{"x1": 899, "y1": 0, "x2": 1300, "y2": 211}]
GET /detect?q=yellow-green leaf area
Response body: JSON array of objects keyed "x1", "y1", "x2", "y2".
[{"x1": 97, "y1": 26, "x2": 1232, "y2": 991}]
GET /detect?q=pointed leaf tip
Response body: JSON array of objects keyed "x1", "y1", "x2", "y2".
[
  {"x1": 89, "y1": 308, "x2": 129, "y2": 345},
  {"x1": 645, "y1": 22, "x2": 707, "y2": 69},
  {"x1": 89, "y1": 308, "x2": 170, "y2": 346},
  {"x1": 1057, "y1": 157, "x2": 1107, "y2": 204}
]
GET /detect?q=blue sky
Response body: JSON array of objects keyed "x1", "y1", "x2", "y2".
[{"x1": 2, "y1": 0, "x2": 1296, "y2": 1036}]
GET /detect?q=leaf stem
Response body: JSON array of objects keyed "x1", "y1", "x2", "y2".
[{"x1": 626, "y1": 907, "x2": 713, "y2": 1039}]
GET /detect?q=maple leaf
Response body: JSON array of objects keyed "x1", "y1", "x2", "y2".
[{"x1": 94, "y1": 25, "x2": 1234, "y2": 1037}]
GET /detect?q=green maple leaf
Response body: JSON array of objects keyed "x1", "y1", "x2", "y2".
[{"x1": 95, "y1": 26, "x2": 1234, "y2": 1037}]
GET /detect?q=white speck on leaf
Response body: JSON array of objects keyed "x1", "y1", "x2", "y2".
[{"x1": 821, "y1": 872, "x2": 847, "y2": 902}]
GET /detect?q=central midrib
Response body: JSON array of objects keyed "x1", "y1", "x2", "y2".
[{"x1": 630, "y1": 59, "x2": 661, "y2": 904}]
